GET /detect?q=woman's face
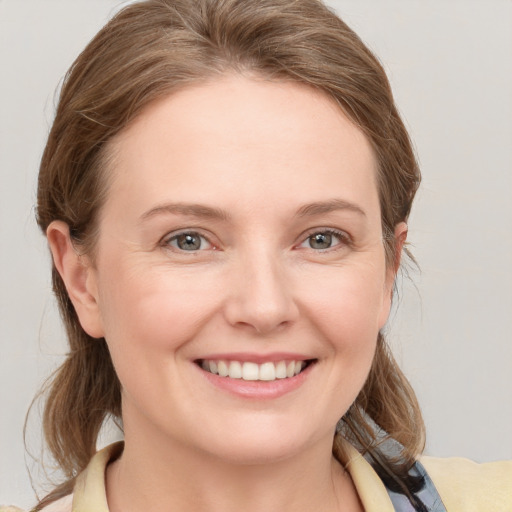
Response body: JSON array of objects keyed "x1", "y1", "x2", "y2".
[{"x1": 75, "y1": 75, "x2": 399, "y2": 463}]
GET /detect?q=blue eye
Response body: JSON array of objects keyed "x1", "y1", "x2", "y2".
[
  {"x1": 166, "y1": 232, "x2": 212, "y2": 251},
  {"x1": 300, "y1": 230, "x2": 347, "y2": 250}
]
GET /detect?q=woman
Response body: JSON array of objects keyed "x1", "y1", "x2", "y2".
[{"x1": 2, "y1": 0, "x2": 510, "y2": 511}]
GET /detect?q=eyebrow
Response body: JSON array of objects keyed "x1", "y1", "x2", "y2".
[
  {"x1": 140, "y1": 198, "x2": 366, "y2": 222},
  {"x1": 295, "y1": 199, "x2": 366, "y2": 218},
  {"x1": 140, "y1": 203, "x2": 231, "y2": 222}
]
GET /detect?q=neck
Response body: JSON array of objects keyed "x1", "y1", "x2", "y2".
[{"x1": 106, "y1": 426, "x2": 361, "y2": 512}]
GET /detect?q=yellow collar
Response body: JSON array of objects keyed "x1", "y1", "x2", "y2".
[{"x1": 72, "y1": 441, "x2": 395, "y2": 512}]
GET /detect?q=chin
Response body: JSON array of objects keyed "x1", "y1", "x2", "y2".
[
  {"x1": 207, "y1": 440, "x2": 304, "y2": 466},
  {"x1": 195, "y1": 421, "x2": 326, "y2": 466}
]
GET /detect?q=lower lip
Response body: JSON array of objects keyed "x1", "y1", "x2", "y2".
[{"x1": 196, "y1": 362, "x2": 314, "y2": 399}]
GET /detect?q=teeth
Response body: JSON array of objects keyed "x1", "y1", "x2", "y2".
[
  {"x1": 217, "y1": 360, "x2": 229, "y2": 377},
  {"x1": 259, "y1": 362, "x2": 276, "y2": 381},
  {"x1": 242, "y1": 362, "x2": 259, "y2": 381},
  {"x1": 228, "y1": 360, "x2": 242, "y2": 379},
  {"x1": 275, "y1": 361, "x2": 287, "y2": 379},
  {"x1": 201, "y1": 359, "x2": 309, "y2": 381}
]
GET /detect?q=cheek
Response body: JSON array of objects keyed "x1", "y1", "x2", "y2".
[
  {"x1": 296, "y1": 261, "x2": 387, "y2": 401},
  {"x1": 291, "y1": 267, "x2": 385, "y2": 423},
  {"x1": 98, "y1": 267, "x2": 217, "y2": 350},
  {"x1": 296, "y1": 261, "x2": 388, "y2": 342},
  {"x1": 95, "y1": 266, "x2": 220, "y2": 408}
]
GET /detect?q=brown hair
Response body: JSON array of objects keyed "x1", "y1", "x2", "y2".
[{"x1": 34, "y1": 0, "x2": 423, "y2": 507}]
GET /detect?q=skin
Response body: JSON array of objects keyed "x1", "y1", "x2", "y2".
[{"x1": 48, "y1": 74, "x2": 406, "y2": 512}]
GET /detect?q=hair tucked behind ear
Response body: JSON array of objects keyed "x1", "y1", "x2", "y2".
[{"x1": 33, "y1": 0, "x2": 423, "y2": 508}]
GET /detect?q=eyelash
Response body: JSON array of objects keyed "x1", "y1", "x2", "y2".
[
  {"x1": 297, "y1": 228, "x2": 351, "y2": 251},
  {"x1": 161, "y1": 228, "x2": 351, "y2": 253},
  {"x1": 162, "y1": 231, "x2": 215, "y2": 252}
]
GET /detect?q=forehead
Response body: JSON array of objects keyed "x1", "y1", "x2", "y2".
[{"x1": 104, "y1": 74, "x2": 379, "y2": 221}]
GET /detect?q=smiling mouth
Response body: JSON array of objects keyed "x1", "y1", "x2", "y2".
[{"x1": 196, "y1": 359, "x2": 316, "y2": 382}]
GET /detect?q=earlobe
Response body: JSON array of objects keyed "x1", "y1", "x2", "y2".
[{"x1": 47, "y1": 221, "x2": 104, "y2": 338}]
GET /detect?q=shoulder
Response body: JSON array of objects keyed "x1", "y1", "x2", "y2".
[{"x1": 420, "y1": 455, "x2": 512, "y2": 511}]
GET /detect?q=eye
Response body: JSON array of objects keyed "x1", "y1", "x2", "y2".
[
  {"x1": 165, "y1": 231, "x2": 213, "y2": 252},
  {"x1": 299, "y1": 229, "x2": 348, "y2": 250}
]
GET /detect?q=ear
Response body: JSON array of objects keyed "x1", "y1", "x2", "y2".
[
  {"x1": 47, "y1": 221, "x2": 104, "y2": 338},
  {"x1": 379, "y1": 221, "x2": 408, "y2": 328},
  {"x1": 391, "y1": 221, "x2": 408, "y2": 275}
]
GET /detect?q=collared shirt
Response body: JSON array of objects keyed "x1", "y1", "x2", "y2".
[
  {"x1": 66, "y1": 442, "x2": 512, "y2": 512},
  {"x1": 2, "y1": 441, "x2": 511, "y2": 511}
]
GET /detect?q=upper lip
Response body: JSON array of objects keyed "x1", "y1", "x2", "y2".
[{"x1": 195, "y1": 352, "x2": 315, "y2": 364}]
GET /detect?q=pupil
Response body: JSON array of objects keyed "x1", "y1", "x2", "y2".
[
  {"x1": 310, "y1": 233, "x2": 331, "y2": 249},
  {"x1": 177, "y1": 234, "x2": 201, "y2": 250}
]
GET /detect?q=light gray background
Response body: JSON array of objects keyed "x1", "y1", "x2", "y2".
[{"x1": 1, "y1": 0, "x2": 511, "y2": 508}]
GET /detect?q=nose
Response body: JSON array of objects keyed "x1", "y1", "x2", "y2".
[{"x1": 223, "y1": 249, "x2": 299, "y2": 335}]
